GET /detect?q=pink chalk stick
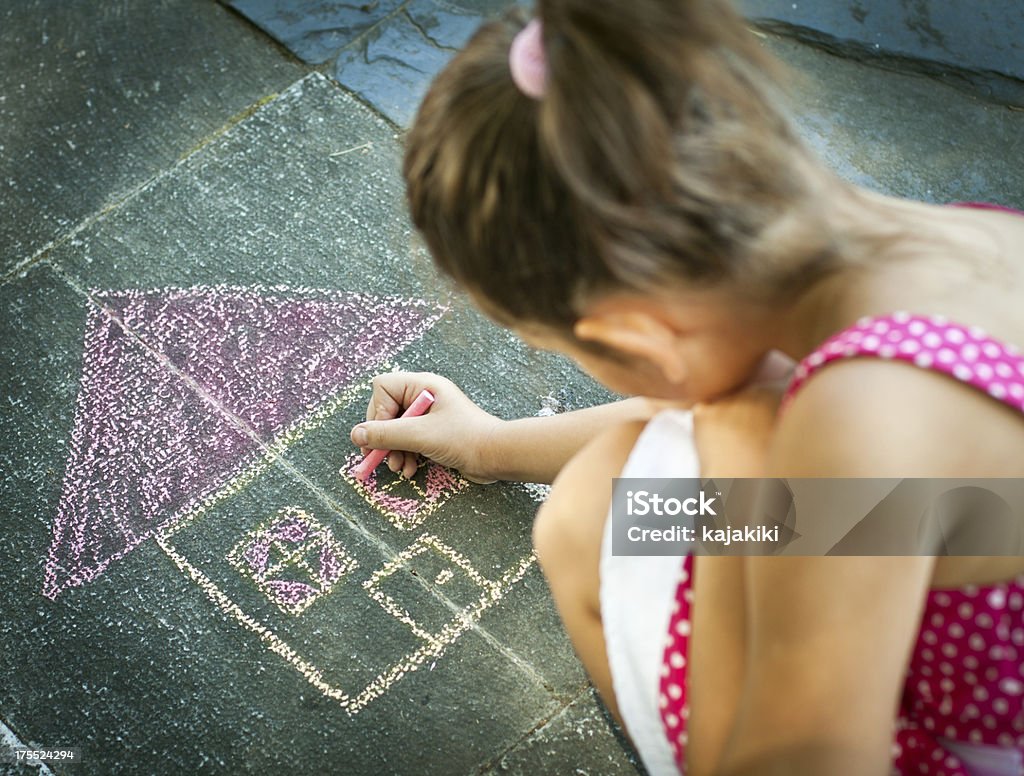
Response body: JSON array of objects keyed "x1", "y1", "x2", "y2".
[{"x1": 352, "y1": 388, "x2": 435, "y2": 482}]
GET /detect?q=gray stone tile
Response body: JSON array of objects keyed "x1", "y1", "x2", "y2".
[
  {"x1": 406, "y1": 0, "x2": 524, "y2": 51},
  {"x1": 764, "y1": 36, "x2": 1024, "y2": 206},
  {"x1": 739, "y1": 0, "x2": 1024, "y2": 102},
  {"x1": 487, "y1": 688, "x2": 646, "y2": 776},
  {"x1": 224, "y1": 0, "x2": 407, "y2": 65},
  {"x1": 49, "y1": 74, "x2": 426, "y2": 298},
  {"x1": 0, "y1": 0, "x2": 303, "y2": 276},
  {"x1": 2, "y1": 69, "x2": 622, "y2": 774}
]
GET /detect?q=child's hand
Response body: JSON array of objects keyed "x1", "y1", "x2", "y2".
[
  {"x1": 349, "y1": 372, "x2": 503, "y2": 483},
  {"x1": 692, "y1": 384, "x2": 783, "y2": 478}
]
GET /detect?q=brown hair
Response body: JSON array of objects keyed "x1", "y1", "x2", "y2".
[{"x1": 404, "y1": 0, "x2": 843, "y2": 332}]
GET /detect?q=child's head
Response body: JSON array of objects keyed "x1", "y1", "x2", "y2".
[{"x1": 405, "y1": 0, "x2": 844, "y2": 399}]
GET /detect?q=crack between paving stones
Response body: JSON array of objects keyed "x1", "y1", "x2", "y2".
[
  {"x1": 472, "y1": 685, "x2": 602, "y2": 775},
  {"x1": 49, "y1": 263, "x2": 561, "y2": 703},
  {"x1": 320, "y1": 73, "x2": 407, "y2": 135}
]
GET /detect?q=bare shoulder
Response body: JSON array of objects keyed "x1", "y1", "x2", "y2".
[{"x1": 770, "y1": 357, "x2": 1024, "y2": 476}]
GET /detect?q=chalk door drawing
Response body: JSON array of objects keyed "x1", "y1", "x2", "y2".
[
  {"x1": 340, "y1": 452, "x2": 468, "y2": 530},
  {"x1": 47, "y1": 284, "x2": 536, "y2": 715}
]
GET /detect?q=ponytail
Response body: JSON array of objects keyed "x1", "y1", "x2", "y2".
[{"x1": 405, "y1": 0, "x2": 835, "y2": 332}]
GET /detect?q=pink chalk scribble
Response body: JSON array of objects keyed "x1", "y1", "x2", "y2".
[
  {"x1": 227, "y1": 506, "x2": 357, "y2": 616},
  {"x1": 44, "y1": 286, "x2": 443, "y2": 600},
  {"x1": 265, "y1": 579, "x2": 318, "y2": 608},
  {"x1": 319, "y1": 543, "x2": 344, "y2": 585},
  {"x1": 242, "y1": 539, "x2": 272, "y2": 576},
  {"x1": 340, "y1": 453, "x2": 467, "y2": 530},
  {"x1": 270, "y1": 513, "x2": 310, "y2": 544}
]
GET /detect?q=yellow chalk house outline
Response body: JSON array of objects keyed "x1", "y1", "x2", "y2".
[{"x1": 156, "y1": 374, "x2": 535, "y2": 715}]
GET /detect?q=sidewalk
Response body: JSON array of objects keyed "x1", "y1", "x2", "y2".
[{"x1": 1, "y1": 2, "x2": 1021, "y2": 775}]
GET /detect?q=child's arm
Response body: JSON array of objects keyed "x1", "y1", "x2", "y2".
[
  {"x1": 349, "y1": 371, "x2": 665, "y2": 484},
  {"x1": 695, "y1": 362, "x2": 940, "y2": 776}
]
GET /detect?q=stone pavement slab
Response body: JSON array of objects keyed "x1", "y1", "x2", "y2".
[
  {"x1": 488, "y1": 689, "x2": 644, "y2": 776},
  {"x1": 332, "y1": 7, "x2": 456, "y2": 128},
  {"x1": 738, "y1": 0, "x2": 1024, "y2": 103},
  {"x1": 1, "y1": 72, "x2": 631, "y2": 774},
  {"x1": 0, "y1": 0, "x2": 303, "y2": 277},
  {"x1": 332, "y1": 0, "x2": 525, "y2": 127},
  {"x1": 764, "y1": 35, "x2": 1024, "y2": 207}
]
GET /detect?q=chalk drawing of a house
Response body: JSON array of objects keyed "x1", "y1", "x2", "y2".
[{"x1": 44, "y1": 286, "x2": 535, "y2": 714}]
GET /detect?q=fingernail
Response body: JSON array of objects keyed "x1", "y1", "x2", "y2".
[{"x1": 353, "y1": 426, "x2": 368, "y2": 445}]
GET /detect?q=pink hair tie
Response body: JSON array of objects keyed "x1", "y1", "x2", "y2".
[{"x1": 509, "y1": 19, "x2": 547, "y2": 99}]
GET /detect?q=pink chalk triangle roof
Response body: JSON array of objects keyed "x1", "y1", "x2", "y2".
[{"x1": 44, "y1": 285, "x2": 444, "y2": 600}]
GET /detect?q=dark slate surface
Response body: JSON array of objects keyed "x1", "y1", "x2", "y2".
[
  {"x1": 333, "y1": 9, "x2": 456, "y2": 128},
  {"x1": 223, "y1": 0, "x2": 408, "y2": 65},
  {"x1": 333, "y1": 0, "x2": 526, "y2": 127},
  {"x1": 738, "y1": 0, "x2": 1024, "y2": 104},
  {"x1": 0, "y1": 0, "x2": 303, "y2": 278},
  {"x1": 1, "y1": 75, "x2": 627, "y2": 774}
]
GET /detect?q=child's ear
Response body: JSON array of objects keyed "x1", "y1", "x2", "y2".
[{"x1": 574, "y1": 312, "x2": 687, "y2": 384}]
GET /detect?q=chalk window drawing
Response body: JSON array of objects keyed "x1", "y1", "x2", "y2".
[
  {"x1": 340, "y1": 452, "x2": 467, "y2": 530},
  {"x1": 363, "y1": 534, "x2": 500, "y2": 645},
  {"x1": 227, "y1": 506, "x2": 358, "y2": 616}
]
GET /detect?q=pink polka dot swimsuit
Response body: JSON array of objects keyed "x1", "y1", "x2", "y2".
[{"x1": 657, "y1": 309, "x2": 1024, "y2": 775}]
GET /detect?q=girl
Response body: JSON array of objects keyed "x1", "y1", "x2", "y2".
[{"x1": 349, "y1": 1, "x2": 1024, "y2": 773}]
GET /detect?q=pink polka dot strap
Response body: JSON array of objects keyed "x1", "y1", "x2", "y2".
[
  {"x1": 782, "y1": 312, "x2": 1024, "y2": 414},
  {"x1": 658, "y1": 555, "x2": 694, "y2": 769}
]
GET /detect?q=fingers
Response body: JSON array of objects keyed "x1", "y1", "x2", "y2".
[
  {"x1": 400, "y1": 454, "x2": 419, "y2": 480},
  {"x1": 358, "y1": 372, "x2": 439, "y2": 451},
  {"x1": 368, "y1": 373, "x2": 448, "y2": 414},
  {"x1": 350, "y1": 414, "x2": 429, "y2": 457},
  {"x1": 387, "y1": 450, "x2": 407, "y2": 474},
  {"x1": 364, "y1": 375, "x2": 404, "y2": 423}
]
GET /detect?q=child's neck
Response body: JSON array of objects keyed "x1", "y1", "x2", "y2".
[{"x1": 768, "y1": 183, "x2": 979, "y2": 360}]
